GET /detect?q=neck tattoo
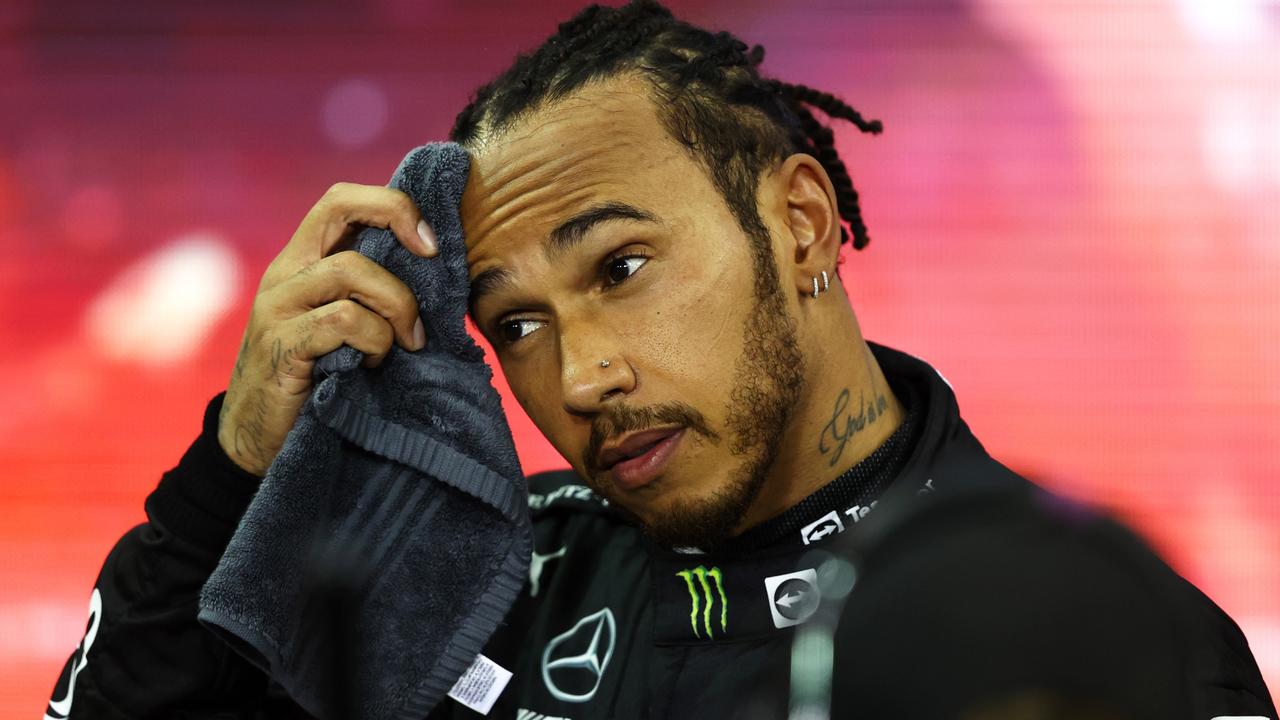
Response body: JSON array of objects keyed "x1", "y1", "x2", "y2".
[{"x1": 818, "y1": 387, "x2": 890, "y2": 468}]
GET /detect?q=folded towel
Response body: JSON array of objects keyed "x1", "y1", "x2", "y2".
[{"x1": 198, "y1": 142, "x2": 531, "y2": 720}]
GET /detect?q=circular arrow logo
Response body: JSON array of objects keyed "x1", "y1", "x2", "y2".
[
  {"x1": 763, "y1": 568, "x2": 821, "y2": 629},
  {"x1": 773, "y1": 577, "x2": 819, "y2": 622}
]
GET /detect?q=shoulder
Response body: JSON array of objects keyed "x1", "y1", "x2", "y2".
[{"x1": 832, "y1": 483, "x2": 1275, "y2": 716}]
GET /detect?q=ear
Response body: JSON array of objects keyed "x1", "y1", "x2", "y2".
[{"x1": 769, "y1": 153, "x2": 841, "y2": 299}]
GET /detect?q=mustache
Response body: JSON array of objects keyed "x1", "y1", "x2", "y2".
[{"x1": 583, "y1": 401, "x2": 720, "y2": 476}]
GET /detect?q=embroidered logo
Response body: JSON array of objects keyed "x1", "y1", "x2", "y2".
[
  {"x1": 676, "y1": 565, "x2": 728, "y2": 639},
  {"x1": 528, "y1": 545, "x2": 566, "y2": 598},
  {"x1": 541, "y1": 608, "x2": 616, "y2": 703}
]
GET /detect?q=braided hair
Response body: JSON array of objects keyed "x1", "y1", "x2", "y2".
[{"x1": 450, "y1": 0, "x2": 882, "y2": 252}]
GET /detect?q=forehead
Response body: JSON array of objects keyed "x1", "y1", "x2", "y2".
[{"x1": 460, "y1": 76, "x2": 695, "y2": 273}]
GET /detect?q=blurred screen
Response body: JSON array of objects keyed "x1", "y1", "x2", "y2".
[{"x1": 1, "y1": 0, "x2": 1276, "y2": 711}]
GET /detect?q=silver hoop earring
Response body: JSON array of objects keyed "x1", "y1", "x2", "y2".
[
  {"x1": 811, "y1": 276, "x2": 820, "y2": 298},
  {"x1": 821, "y1": 270, "x2": 829, "y2": 291},
  {"x1": 600, "y1": 360, "x2": 611, "y2": 368}
]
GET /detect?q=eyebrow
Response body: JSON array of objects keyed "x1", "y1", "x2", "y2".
[
  {"x1": 468, "y1": 201, "x2": 659, "y2": 321},
  {"x1": 468, "y1": 265, "x2": 516, "y2": 322},
  {"x1": 546, "y1": 201, "x2": 658, "y2": 260}
]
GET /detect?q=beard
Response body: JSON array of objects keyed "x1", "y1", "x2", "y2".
[{"x1": 583, "y1": 238, "x2": 806, "y2": 550}]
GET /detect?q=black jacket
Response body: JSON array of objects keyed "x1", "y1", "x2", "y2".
[{"x1": 46, "y1": 343, "x2": 1275, "y2": 719}]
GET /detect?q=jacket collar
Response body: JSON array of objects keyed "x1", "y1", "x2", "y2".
[{"x1": 649, "y1": 341, "x2": 1010, "y2": 644}]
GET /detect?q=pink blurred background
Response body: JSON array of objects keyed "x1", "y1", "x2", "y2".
[{"x1": 1, "y1": 0, "x2": 1276, "y2": 713}]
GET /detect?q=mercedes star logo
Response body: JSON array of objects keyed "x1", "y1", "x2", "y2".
[{"x1": 541, "y1": 607, "x2": 617, "y2": 703}]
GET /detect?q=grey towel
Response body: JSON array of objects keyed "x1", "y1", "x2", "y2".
[{"x1": 198, "y1": 143, "x2": 531, "y2": 720}]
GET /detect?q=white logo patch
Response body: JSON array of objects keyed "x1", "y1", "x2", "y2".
[
  {"x1": 541, "y1": 608, "x2": 616, "y2": 703},
  {"x1": 529, "y1": 545, "x2": 566, "y2": 598},
  {"x1": 800, "y1": 511, "x2": 845, "y2": 545},
  {"x1": 764, "y1": 569, "x2": 820, "y2": 629},
  {"x1": 528, "y1": 484, "x2": 603, "y2": 511},
  {"x1": 796, "y1": 478, "x2": 937, "y2": 545}
]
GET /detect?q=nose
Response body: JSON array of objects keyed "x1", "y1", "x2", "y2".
[{"x1": 560, "y1": 328, "x2": 634, "y2": 416}]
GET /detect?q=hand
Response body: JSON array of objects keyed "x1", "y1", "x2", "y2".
[{"x1": 217, "y1": 182, "x2": 436, "y2": 476}]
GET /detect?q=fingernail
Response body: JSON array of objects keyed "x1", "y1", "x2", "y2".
[
  {"x1": 417, "y1": 220, "x2": 437, "y2": 255},
  {"x1": 412, "y1": 317, "x2": 426, "y2": 350}
]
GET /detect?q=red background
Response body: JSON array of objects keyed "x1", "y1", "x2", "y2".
[{"x1": 2, "y1": 0, "x2": 1277, "y2": 712}]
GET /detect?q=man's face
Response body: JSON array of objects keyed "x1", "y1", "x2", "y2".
[{"x1": 462, "y1": 76, "x2": 804, "y2": 548}]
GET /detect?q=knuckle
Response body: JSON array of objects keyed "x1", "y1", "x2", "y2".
[
  {"x1": 326, "y1": 299, "x2": 361, "y2": 330},
  {"x1": 314, "y1": 183, "x2": 353, "y2": 219},
  {"x1": 389, "y1": 189, "x2": 417, "y2": 216},
  {"x1": 293, "y1": 311, "x2": 319, "y2": 338},
  {"x1": 326, "y1": 251, "x2": 353, "y2": 277},
  {"x1": 293, "y1": 260, "x2": 318, "y2": 280}
]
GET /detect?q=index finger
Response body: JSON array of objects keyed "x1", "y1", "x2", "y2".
[{"x1": 279, "y1": 182, "x2": 437, "y2": 273}]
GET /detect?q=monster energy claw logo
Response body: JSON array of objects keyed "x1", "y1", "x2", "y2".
[{"x1": 676, "y1": 565, "x2": 727, "y2": 639}]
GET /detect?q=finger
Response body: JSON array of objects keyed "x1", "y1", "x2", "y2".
[
  {"x1": 276, "y1": 183, "x2": 437, "y2": 278},
  {"x1": 268, "y1": 251, "x2": 424, "y2": 350},
  {"x1": 277, "y1": 299, "x2": 398, "y2": 373}
]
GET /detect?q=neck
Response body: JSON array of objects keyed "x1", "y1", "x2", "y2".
[{"x1": 732, "y1": 308, "x2": 904, "y2": 534}]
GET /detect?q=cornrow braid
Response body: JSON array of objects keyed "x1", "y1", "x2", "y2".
[
  {"x1": 450, "y1": 0, "x2": 883, "y2": 252},
  {"x1": 769, "y1": 80, "x2": 883, "y2": 250}
]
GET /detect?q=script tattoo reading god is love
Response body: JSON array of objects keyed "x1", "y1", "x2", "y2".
[{"x1": 819, "y1": 388, "x2": 889, "y2": 467}]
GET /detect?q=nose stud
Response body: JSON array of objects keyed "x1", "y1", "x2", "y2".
[{"x1": 600, "y1": 360, "x2": 611, "y2": 368}]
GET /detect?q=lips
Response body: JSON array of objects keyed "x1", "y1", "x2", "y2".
[
  {"x1": 600, "y1": 428, "x2": 685, "y2": 491},
  {"x1": 597, "y1": 427, "x2": 682, "y2": 470}
]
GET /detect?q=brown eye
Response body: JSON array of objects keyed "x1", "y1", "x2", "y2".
[
  {"x1": 604, "y1": 255, "x2": 648, "y2": 287},
  {"x1": 498, "y1": 319, "x2": 542, "y2": 345}
]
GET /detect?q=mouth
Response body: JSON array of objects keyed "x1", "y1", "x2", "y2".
[{"x1": 600, "y1": 427, "x2": 685, "y2": 491}]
